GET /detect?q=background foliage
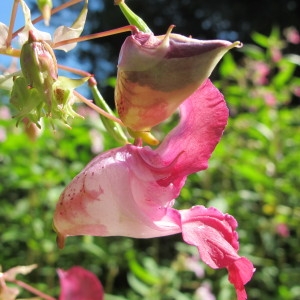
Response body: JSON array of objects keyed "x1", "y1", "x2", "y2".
[{"x1": 1, "y1": 0, "x2": 300, "y2": 299}]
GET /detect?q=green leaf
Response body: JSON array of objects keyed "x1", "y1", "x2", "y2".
[
  {"x1": 241, "y1": 44, "x2": 265, "y2": 60},
  {"x1": 251, "y1": 32, "x2": 269, "y2": 48},
  {"x1": 272, "y1": 59, "x2": 296, "y2": 87},
  {"x1": 219, "y1": 52, "x2": 237, "y2": 77}
]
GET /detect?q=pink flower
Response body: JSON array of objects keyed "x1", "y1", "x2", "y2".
[
  {"x1": 58, "y1": 266, "x2": 104, "y2": 300},
  {"x1": 195, "y1": 282, "x2": 216, "y2": 300},
  {"x1": 251, "y1": 61, "x2": 270, "y2": 85},
  {"x1": 115, "y1": 26, "x2": 241, "y2": 144},
  {"x1": 54, "y1": 80, "x2": 254, "y2": 299},
  {"x1": 284, "y1": 27, "x2": 300, "y2": 44},
  {"x1": 276, "y1": 223, "x2": 290, "y2": 238}
]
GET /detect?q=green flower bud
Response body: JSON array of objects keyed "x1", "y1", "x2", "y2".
[
  {"x1": 10, "y1": 30, "x2": 87, "y2": 128},
  {"x1": 20, "y1": 30, "x2": 57, "y2": 111}
]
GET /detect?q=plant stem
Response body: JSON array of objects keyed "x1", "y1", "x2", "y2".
[
  {"x1": 6, "y1": 0, "x2": 20, "y2": 48},
  {"x1": 12, "y1": 279, "x2": 56, "y2": 300},
  {"x1": 53, "y1": 25, "x2": 138, "y2": 49},
  {"x1": 73, "y1": 90, "x2": 124, "y2": 126}
]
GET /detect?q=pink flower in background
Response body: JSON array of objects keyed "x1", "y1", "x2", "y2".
[
  {"x1": 195, "y1": 282, "x2": 216, "y2": 300},
  {"x1": 293, "y1": 86, "x2": 300, "y2": 97},
  {"x1": 276, "y1": 223, "x2": 290, "y2": 238},
  {"x1": 58, "y1": 266, "x2": 104, "y2": 300},
  {"x1": 54, "y1": 80, "x2": 254, "y2": 299},
  {"x1": 251, "y1": 61, "x2": 270, "y2": 85},
  {"x1": 184, "y1": 255, "x2": 205, "y2": 278},
  {"x1": 270, "y1": 47, "x2": 282, "y2": 62},
  {"x1": 262, "y1": 91, "x2": 277, "y2": 106},
  {"x1": 284, "y1": 27, "x2": 300, "y2": 44}
]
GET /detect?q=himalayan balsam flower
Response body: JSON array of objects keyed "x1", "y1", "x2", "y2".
[
  {"x1": 115, "y1": 25, "x2": 241, "y2": 144},
  {"x1": 54, "y1": 80, "x2": 255, "y2": 299}
]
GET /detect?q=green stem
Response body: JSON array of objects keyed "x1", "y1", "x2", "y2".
[
  {"x1": 88, "y1": 78, "x2": 128, "y2": 145},
  {"x1": 116, "y1": 0, "x2": 152, "y2": 33}
]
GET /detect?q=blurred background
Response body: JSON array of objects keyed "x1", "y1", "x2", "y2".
[{"x1": 1, "y1": 0, "x2": 300, "y2": 299}]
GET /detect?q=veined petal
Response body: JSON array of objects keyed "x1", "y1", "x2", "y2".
[
  {"x1": 0, "y1": 22, "x2": 9, "y2": 49},
  {"x1": 53, "y1": 145, "x2": 182, "y2": 248},
  {"x1": 54, "y1": 80, "x2": 254, "y2": 297},
  {"x1": 145, "y1": 79, "x2": 228, "y2": 186},
  {"x1": 53, "y1": 0, "x2": 88, "y2": 51},
  {"x1": 179, "y1": 206, "x2": 255, "y2": 300},
  {"x1": 54, "y1": 81, "x2": 227, "y2": 246}
]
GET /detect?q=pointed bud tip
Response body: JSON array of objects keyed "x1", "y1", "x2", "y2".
[
  {"x1": 232, "y1": 41, "x2": 243, "y2": 48},
  {"x1": 28, "y1": 30, "x2": 38, "y2": 43}
]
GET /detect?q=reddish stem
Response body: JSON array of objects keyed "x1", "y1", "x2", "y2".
[
  {"x1": 58, "y1": 64, "x2": 92, "y2": 78},
  {"x1": 73, "y1": 90, "x2": 124, "y2": 126},
  {"x1": 12, "y1": 279, "x2": 56, "y2": 300},
  {"x1": 53, "y1": 25, "x2": 138, "y2": 49},
  {"x1": 6, "y1": 0, "x2": 20, "y2": 48}
]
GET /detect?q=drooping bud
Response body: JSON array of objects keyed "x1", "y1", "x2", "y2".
[{"x1": 115, "y1": 26, "x2": 241, "y2": 144}]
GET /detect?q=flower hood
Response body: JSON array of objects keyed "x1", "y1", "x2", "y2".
[{"x1": 115, "y1": 26, "x2": 241, "y2": 137}]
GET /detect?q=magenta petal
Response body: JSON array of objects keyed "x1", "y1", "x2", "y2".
[
  {"x1": 179, "y1": 206, "x2": 254, "y2": 299},
  {"x1": 54, "y1": 80, "x2": 229, "y2": 245},
  {"x1": 155, "y1": 79, "x2": 229, "y2": 185},
  {"x1": 58, "y1": 266, "x2": 104, "y2": 300},
  {"x1": 228, "y1": 257, "x2": 255, "y2": 300}
]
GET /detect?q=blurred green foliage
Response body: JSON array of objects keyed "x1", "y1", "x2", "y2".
[{"x1": 1, "y1": 27, "x2": 300, "y2": 299}]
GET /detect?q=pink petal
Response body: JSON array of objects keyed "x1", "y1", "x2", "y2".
[
  {"x1": 228, "y1": 257, "x2": 255, "y2": 300},
  {"x1": 54, "y1": 145, "x2": 182, "y2": 247},
  {"x1": 154, "y1": 79, "x2": 229, "y2": 185},
  {"x1": 53, "y1": 81, "x2": 227, "y2": 246},
  {"x1": 179, "y1": 206, "x2": 255, "y2": 300},
  {"x1": 58, "y1": 266, "x2": 104, "y2": 300}
]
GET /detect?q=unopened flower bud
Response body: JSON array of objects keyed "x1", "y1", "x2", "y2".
[
  {"x1": 20, "y1": 30, "x2": 57, "y2": 110},
  {"x1": 10, "y1": 30, "x2": 88, "y2": 128}
]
